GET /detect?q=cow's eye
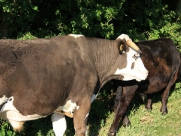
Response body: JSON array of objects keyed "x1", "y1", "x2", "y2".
[{"x1": 132, "y1": 54, "x2": 139, "y2": 60}]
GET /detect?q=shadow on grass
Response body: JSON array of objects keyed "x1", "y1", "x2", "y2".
[
  {"x1": 6, "y1": 81, "x2": 177, "y2": 136},
  {"x1": 114, "y1": 82, "x2": 177, "y2": 133}
]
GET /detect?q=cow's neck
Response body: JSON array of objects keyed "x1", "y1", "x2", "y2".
[{"x1": 90, "y1": 39, "x2": 119, "y2": 84}]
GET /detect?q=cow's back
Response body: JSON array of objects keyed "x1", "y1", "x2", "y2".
[{"x1": 136, "y1": 38, "x2": 180, "y2": 93}]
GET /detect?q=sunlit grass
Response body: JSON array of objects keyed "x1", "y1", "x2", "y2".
[{"x1": 94, "y1": 83, "x2": 181, "y2": 136}]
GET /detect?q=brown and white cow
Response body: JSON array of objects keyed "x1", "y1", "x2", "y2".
[
  {"x1": 108, "y1": 38, "x2": 180, "y2": 136},
  {"x1": 0, "y1": 34, "x2": 148, "y2": 136}
]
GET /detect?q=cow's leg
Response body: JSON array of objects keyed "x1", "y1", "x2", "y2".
[
  {"x1": 108, "y1": 85, "x2": 137, "y2": 136},
  {"x1": 114, "y1": 86, "x2": 131, "y2": 127},
  {"x1": 73, "y1": 97, "x2": 91, "y2": 136},
  {"x1": 160, "y1": 71, "x2": 178, "y2": 114},
  {"x1": 51, "y1": 113, "x2": 67, "y2": 136},
  {"x1": 145, "y1": 94, "x2": 153, "y2": 110},
  {"x1": 122, "y1": 115, "x2": 131, "y2": 127},
  {"x1": 8, "y1": 120, "x2": 24, "y2": 132},
  {"x1": 113, "y1": 86, "x2": 122, "y2": 112}
]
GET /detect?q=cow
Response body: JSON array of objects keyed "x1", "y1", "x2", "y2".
[
  {"x1": 177, "y1": 53, "x2": 181, "y2": 80},
  {"x1": 0, "y1": 34, "x2": 148, "y2": 136},
  {"x1": 108, "y1": 38, "x2": 180, "y2": 136}
]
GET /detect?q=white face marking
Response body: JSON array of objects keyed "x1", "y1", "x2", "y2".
[
  {"x1": 51, "y1": 113, "x2": 66, "y2": 136},
  {"x1": 114, "y1": 48, "x2": 148, "y2": 81},
  {"x1": 68, "y1": 34, "x2": 84, "y2": 38},
  {"x1": 91, "y1": 94, "x2": 98, "y2": 103},
  {"x1": 115, "y1": 34, "x2": 148, "y2": 81},
  {"x1": 54, "y1": 100, "x2": 79, "y2": 117}
]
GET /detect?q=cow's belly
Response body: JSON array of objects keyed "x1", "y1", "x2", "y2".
[
  {"x1": 0, "y1": 96, "x2": 46, "y2": 121},
  {"x1": 0, "y1": 110, "x2": 45, "y2": 121},
  {"x1": 0, "y1": 96, "x2": 47, "y2": 131}
]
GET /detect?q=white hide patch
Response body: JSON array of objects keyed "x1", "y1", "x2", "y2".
[
  {"x1": 51, "y1": 113, "x2": 66, "y2": 136},
  {"x1": 0, "y1": 96, "x2": 45, "y2": 121},
  {"x1": 54, "y1": 100, "x2": 79, "y2": 117},
  {"x1": 0, "y1": 96, "x2": 45, "y2": 131},
  {"x1": 68, "y1": 34, "x2": 84, "y2": 38}
]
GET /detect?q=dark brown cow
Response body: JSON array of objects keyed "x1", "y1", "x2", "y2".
[
  {"x1": 0, "y1": 34, "x2": 148, "y2": 136},
  {"x1": 177, "y1": 53, "x2": 181, "y2": 80},
  {"x1": 108, "y1": 38, "x2": 180, "y2": 136}
]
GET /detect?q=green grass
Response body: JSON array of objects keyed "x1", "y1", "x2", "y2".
[
  {"x1": 63, "y1": 82, "x2": 181, "y2": 136},
  {"x1": 87, "y1": 83, "x2": 181, "y2": 136},
  {"x1": 1, "y1": 82, "x2": 181, "y2": 136}
]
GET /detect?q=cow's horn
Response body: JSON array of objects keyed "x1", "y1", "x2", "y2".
[{"x1": 126, "y1": 40, "x2": 142, "y2": 53}]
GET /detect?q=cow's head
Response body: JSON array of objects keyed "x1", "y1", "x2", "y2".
[{"x1": 114, "y1": 34, "x2": 148, "y2": 81}]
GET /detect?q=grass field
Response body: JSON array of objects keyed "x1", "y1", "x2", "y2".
[
  {"x1": 0, "y1": 82, "x2": 181, "y2": 136},
  {"x1": 94, "y1": 83, "x2": 181, "y2": 136},
  {"x1": 64, "y1": 82, "x2": 181, "y2": 136}
]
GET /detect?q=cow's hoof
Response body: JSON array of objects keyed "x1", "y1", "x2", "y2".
[
  {"x1": 122, "y1": 116, "x2": 131, "y2": 127},
  {"x1": 108, "y1": 132, "x2": 116, "y2": 136},
  {"x1": 160, "y1": 107, "x2": 168, "y2": 115},
  {"x1": 162, "y1": 110, "x2": 168, "y2": 115}
]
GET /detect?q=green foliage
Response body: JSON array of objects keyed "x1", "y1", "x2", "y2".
[
  {"x1": 0, "y1": 119, "x2": 16, "y2": 136},
  {"x1": 18, "y1": 32, "x2": 37, "y2": 40},
  {"x1": 0, "y1": 0, "x2": 181, "y2": 42}
]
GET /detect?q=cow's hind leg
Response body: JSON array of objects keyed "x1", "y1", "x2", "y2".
[
  {"x1": 73, "y1": 97, "x2": 91, "y2": 136},
  {"x1": 9, "y1": 120, "x2": 24, "y2": 132},
  {"x1": 160, "y1": 70, "x2": 178, "y2": 114}
]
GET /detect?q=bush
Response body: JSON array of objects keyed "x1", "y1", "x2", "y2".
[{"x1": 0, "y1": 0, "x2": 180, "y2": 41}]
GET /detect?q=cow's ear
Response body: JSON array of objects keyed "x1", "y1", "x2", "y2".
[{"x1": 118, "y1": 42, "x2": 126, "y2": 54}]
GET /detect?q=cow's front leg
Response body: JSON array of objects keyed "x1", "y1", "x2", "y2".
[
  {"x1": 51, "y1": 113, "x2": 67, "y2": 136},
  {"x1": 108, "y1": 85, "x2": 137, "y2": 136},
  {"x1": 113, "y1": 86, "x2": 122, "y2": 111},
  {"x1": 73, "y1": 97, "x2": 91, "y2": 136},
  {"x1": 145, "y1": 94, "x2": 153, "y2": 110}
]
